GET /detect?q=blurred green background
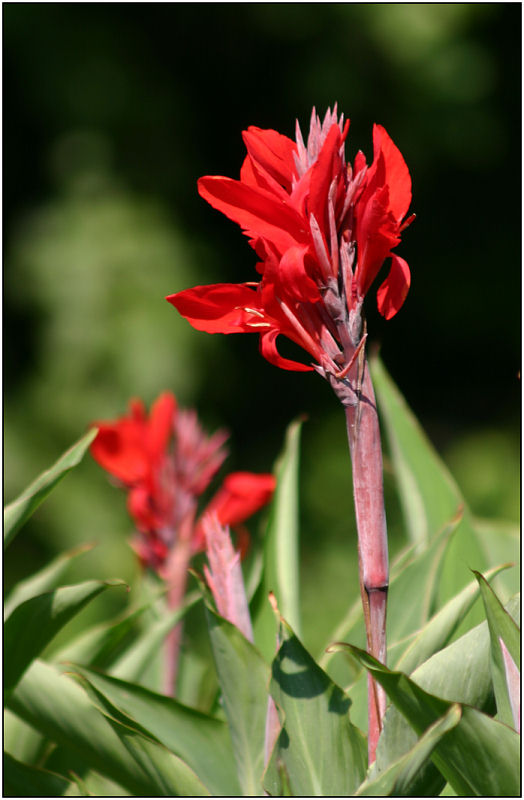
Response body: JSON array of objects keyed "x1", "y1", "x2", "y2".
[{"x1": 4, "y1": 4, "x2": 520, "y2": 654}]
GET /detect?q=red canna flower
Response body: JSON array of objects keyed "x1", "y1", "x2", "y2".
[
  {"x1": 167, "y1": 106, "x2": 414, "y2": 378},
  {"x1": 91, "y1": 392, "x2": 275, "y2": 575}
]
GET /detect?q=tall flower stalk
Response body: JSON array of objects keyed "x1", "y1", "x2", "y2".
[
  {"x1": 167, "y1": 107, "x2": 413, "y2": 761},
  {"x1": 90, "y1": 392, "x2": 275, "y2": 696}
]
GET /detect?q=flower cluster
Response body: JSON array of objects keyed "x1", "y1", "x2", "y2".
[
  {"x1": 167, "y1": 106, "x2": 413, "y2": 379},
  {"x1": 91, "y1": 391, "x2": 275, "y2": 574}
]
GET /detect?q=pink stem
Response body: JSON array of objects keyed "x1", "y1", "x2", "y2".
[
  {"x1": 344, "y1": 357, "x2": 388, "y2": 765},
  {"x1": 162, "y1": 534, "x2": 192, "y2": 697}
]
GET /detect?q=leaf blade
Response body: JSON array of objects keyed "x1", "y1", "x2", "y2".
[
  {"x1": 4, "y1": 579, "x2": 126, "y2": 692},
  {"x1": 4, "y1": 428, "x2": 97, "y2": 548}
]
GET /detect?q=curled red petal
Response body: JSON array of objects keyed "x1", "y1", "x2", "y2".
[
  {"x1": 278, "y1": 245, "x2": 320, "y2": 304},
  {"x1": 376, "y1": 254, "x2": 411, "y2": 320},
  {"x1": 198, "y1": 176, "x2": 307, "y2": 255},
  {"x1": 167, "y1": 283, "x2": 267, "y2": 334},
  {"x1": 355, "y1": 186, "x2": 400, "y2": 296},
  {"x1": 242, "y1": 127, "x2": 297, "y2": 191},
  {"x1": 371, "y1": 124, "x2": 412, "y2": 222},
  {"x1": 259, "y1": 328, "x2": 314, "y2": 372}
]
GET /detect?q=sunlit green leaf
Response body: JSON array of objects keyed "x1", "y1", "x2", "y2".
[
  {"x1": 52, "y1": 590, "x2": 199, "y2": 680},
  {"x1": 4, "y1": 579, "x2": 126, "y2": 692},
  {"x1": 4, "y1": 428, "x2": 97, "y2": 549},
  {"x1": 73, "y1": 679, "x2": 211, "y2": 797},
  {"x1": 375, "y1": 594, "x2": 520, "y2": 794},
  {"x1": 356, "y1": 704, "x2": 462, "y2": 796},
  {"x1": 371, "y1": 357, "x2": 461, "y2": 547},
  {"x1": 7, "y1": 660, "x2": 178, "y2": 795},
  {"x1": 252, "y1": 418, "x2": 303, "y2": 660},
  {"x1": 394, "y1": 562, "x2": 511, "y2": 675},
  {"x1": 205, "y1": 602, "x2": 270, "y2": 796},
  {"x1": 350, "y1": 645, "x2": 520, "y2": 796},
  {"x1": 266, "y1": 613, "x2": 367, "y2": 797},
  {"x1": 474, "y1": 570, "x2": 520, "y2": 727},
  {"x1": 70, "y1": 666, "x2": 240, "y2": 796}
]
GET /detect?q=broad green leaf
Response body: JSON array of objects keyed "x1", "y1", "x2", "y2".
[
  {"x1": 371, "y1": 358, "x2": 491, "y2": 613},
  {"x1": 52, "y1": 591, "x2": 199, "y2": 678},
  {"x1": 266, "y1": 613, "x2": 367, "y2": 797},
  {"x1": 205, "y1": 603, "x2": 270, "y2": 796},
  {"x1": 4, "y1": 579, "x2": 126, "y2": 693},
  {"x1": 41, "y1": 746, "x2": 128, "y2": 796},
  {"x1": 343, "y1": 563, "x2": 511, "y2": 737},
  {"x1": 395, "y1": 563, "x2": 511, "y2": 675},
  {"x1": 349, "y1": 646, "x2": 520, "y2": 796},
  {"x1": 4, "y1": 710, "x2": 46, "y2": 770},
  {"x1": 435, "y1": 514, "x2": 488, "y2": 616},
  {"x1": 474, "y1": 570, "x2": 520, "y2": 727},
  {"x1": 371, "y1": 357, "x2": 461, "y2": 547},
  {"x1": 70, "y1": 666, "x2": 240, "y2": 796},
  {"x1": 252, "y1": 418, "x2": 303, "y2": 660},
  {"x1": 4, "y1": 428, "x2": 97, "y2": 548},
  {"x1": 375, "y1": 594, "x2": 520, "y2": 795},
  {"x1": 3, "y1": 751, "x2": 73, "y2": 797},
  {"x1": 6, "y1": 659, "x2": 181, "y2": 796},
  {"x1": 473, "y1": 517, "x2": 519, "y2": 598},
  {"x1": 4, "y1": 541, "x2": 95, "y2": 620},
  {"x1": 110, "y1": 591, "x2": 200, "y2": 682},
  {"x1": 73, "y1": 679, "x2": 211, "y2": 797},
  {"x1": 356, "y1": 704, "x2": 462, "y2": 796}
]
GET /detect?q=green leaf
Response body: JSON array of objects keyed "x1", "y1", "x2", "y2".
[
  {"x1": 371, "y1": 357, "x2": 462, "y2": 547},
  {"x1": 394, "y1": 563, "x2": 511, "y2": 675},
  {"x1": 376, "y1": 594, "x2": 520, "y2": 794},
  {"x1": 4, "y1": 579, "x2": 126, "y2": 693},
  {"x1": 349, "y1": 645, "x2": 520, "y2": 796},
  {"x1": 3, "y1": 751, "x2": 74, "y2": 797},
  {"x1": 205, "y1": 602, "x2": 270, "y2": 796},
  {"x1": 474, "y1": 570, "x2": 520, "y2": 727},
  {"x1": 72, "y1": 679, "x2": 211, "y2": 797},
  {"x1": 70, "y1": 665, "x2": 240, "y2": 796},
  {"x1": 6, "y1": 659, "x2": 183, "y2": 796},
  {"x1": 110, "y1": 591, "x2": 200, "y2": 682},
  {"x1": 4, "y1": 541, "x2": 95, "y2": 620},
  {"x1": 355, "y1": 704, "x2": 462, "y2": 797},
  {"x1": 52, "y1": 591, "x2": 199, "y2": 678},
  {"x1": 4, "y1": 428, "x2": 98, "y2": 549},
  {"x1": 266, "y1": 613, "x2": 367, "y2": 797},
  {"x1": 252, "y1": 418, "x2": 303, "y2": 660}
]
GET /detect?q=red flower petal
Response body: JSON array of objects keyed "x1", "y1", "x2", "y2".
[
  {"x1": 259, "y1": 328, "x2": 314, "y2": 372},
  {"x1": 242, "y1": 126, "x2": 297, "y2": 191},
  {"x1": 193, "y1": 472, "x2": 276, "y2": 550},
  {"x1": 91, "y1": 419, "x2": 149, "y2": 484},
  {"x1": 372, "y1": 125, "x2": 412, "y2": 222},
  {"x1": 355, "y1": 186, "x2": 400, "y2": 296},
  {"x1": 198, "y1": 176, "x2": 307, "y2": 255},
  {"x1": 215, "y1": 472, "x2": 276, "y2": 525},
  {"x1": 167, "y1": 283, "x2": 268, "y2": 334},
  {"x1": 308, "y1": 123, "x2": 342, "y2": 233},
  {"x1": 148, "y1": 392, "x2": 176, "y2": 462},
  {"x1": 376, "y1": 254, "x2": 411, "y2": 320},
  {"x1": 278, "y1": 245, "x2": 320, "y2": 304}
]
